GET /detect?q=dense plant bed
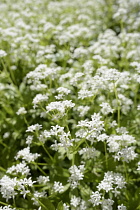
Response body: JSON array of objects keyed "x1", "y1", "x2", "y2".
[{"x1": 0, "y1": 0, "x2": 140, "y2": 209}]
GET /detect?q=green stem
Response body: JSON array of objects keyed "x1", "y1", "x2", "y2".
[
  {"x1": 114, "y1": 84, "x2": 121, "y2": 127},
  {"x1": 75, "y1": 130, "x2": 93, "y2": 151},
  {"x1": 0, "y1": 141, "x2": 9, "y2": 148},
  {"x1": 104, "y1": 141, "x2": 108, "y2": 170},
  {"x1": 0, "y1": 166, "x2": 6, "y2": 172},
  {"x1": 1, "y1": 58, "x2": 23, "y2": 101},
  {"x1": 36, "y1": 162, "x2": 49, "y2": 166},
  {"x1": 72, "y1": 153, "x2": 75, "y2": 166},
  {"x1": 0, "y1": 201, "x2": 8, "y2": 206},
  {"x1": 123, "y1": 161, "x2": 128, "y2": 181},
  {"x1": 32, "y1": 162, "x2": 47, "y2": 176},
  {"x1": 41, "y1": 144, "x2": 53, "y2": 162},
  {"x1": 24, "y1": 116, "x2": 29, "y2": 126},
  {"x1": 1, "y1": 59, "x2": 15, "y2": 86}
]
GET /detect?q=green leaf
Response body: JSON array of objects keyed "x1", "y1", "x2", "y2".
[
  {"x1": 57, "y1": 201, "x2": 64, "y2": 210},
  {"x1": 38, "y1": 198, "x2": 55, "y2": 210}
]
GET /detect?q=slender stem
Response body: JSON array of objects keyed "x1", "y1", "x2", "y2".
[
  {"x1": 41, "y1": 144, "x2": 53, "y2": 161},
  {"x1": 104, "y1": 141, "x2": 108, "y2": 170},
  {"x1": 24, "y1": 116, "x2": 29, "y2": 126},
  {"x1": 0, "y1": 201, "x2": 8, "y2": 206},
  {"x1": 32, "y1": 162, "x2": 47, "y2": 176},
  {"x1": 72, "y1": 153, "x2": 75, "y2": 166},
  {"x1": 114, "y1": 84, "x2": 121, "y2": 127},
  {"x1": 1, "y1": 59, "x2": 15, "y2": 86},
  {"x1": 123, "y1": 161, "x2": 128, "y2": 181},
  {"x1": 36, "y1": 162, "x2": 49, "y2": 166},
  {"x1": 0, "y1": 166, "x2": 6, "y2": 172},
  {"x1": 0, "y1": 141, "x2": 9, "y2": 148},
  {"x1": 1, "y1": 58, "x2": 23, "y2": 101}
]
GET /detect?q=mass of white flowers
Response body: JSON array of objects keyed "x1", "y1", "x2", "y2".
[
  {"x1": 0, "y1": 0, "x2": 140, "y2": 209},
  {"x1": 68, "y1": 165, "x2": 85, "y2": 189}
]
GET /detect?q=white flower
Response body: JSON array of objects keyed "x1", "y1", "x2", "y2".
[
  {"x1": 31, "y1": 191, "x2": 47, "y2": 206},
  {"x1": 137, "y1": 104, "x2": 140, "y2": 110},
  {"x1": 33, "y1": 93, "x2": 48, "y2": 108},
  {"x1": 82, "y1": 60, "x2": 94, "y2": 72},
  {"x1": 137, "y1": 161, "x2": 140, "y2": 170},
  {"x1": 116, "y1": 127, "x2": 128, "y2": 134},
  {"x1": 97, "y1": 67, "x2": 121, "y2": 81},
  {"x1": 53, "y1": 181, "x2": 64, "y2": 193},
  {"x1": 117, "y1": 204, "x2": 127, "y2": 210},
  {"x1": 0, "y1": 49, "x2": 7, "y2": 58},
  {"x1": 109, "y1": 120, "x2": 117, "y2": 128},
  {"x1": 97, "y1": 172, "x2": 126, "y2": 193},
  {"x1": 20, "y1": 177, "x2": 36, "y2": 187},
  {"x1": 78, "y1": 89, "x2": 93, "y2": 99},
  {"x1": 15, "y1": 147, "x2": 40, "y2": 163},
  {"x1": 70, "y1": 196, "x2": 81, "y2": 207},
  {"x1": 3, "y1": 132, "x2": 10, "y2": 139},
  {"x1": 26, "y1": 124, "x2": 42, "y2": 132},
  {"x1": 0, "y1": 175, "x2": 36, "y2": 201},
  {"x1": 107, "y1": 134, "x2": 136, "y2": 153},
  {"x1": 0, "y1": 205, "x2": 15, "y2": 210},
  {"x1": 70, "y1": 72, "x2": 84, "y2": 86},
  {"x1": 89, "y1": 191, "x2": 102, "y2": 206},
  {"x1": 76, "y1": 105, "x2": 90, "y2": 117},
  {"x1": 55, "y1": 87, "x2": 71, "y2": 99},
  {"x1": 46, "y1": 100, "x2": 75, "y2": 119},
  {"x1": 63, "y1": 203, "x2": 69, "y2": 210},
  {"x1": 26, "y1": 64, "x2": 61, "y2": 81},
  {"x1": 70, "y1": 196, "x2": 87, "y2": 209},
  {"x1": 68, "y1": 165, "x2": 84, "y2": 189},
  {"x1": 97, "y1": 134, "x2": 108, "y2": 142},
  {"x1": 73, "y1": 47, "x2": 88, "y2": 58},
  {"x1": 113, "y1": 8, "x2": 127, "y2": 20},
  {"x1": 0, "y1": 175, "x2": 17, "y2": 201},
  {"x1": 38, "y1": 130, "x2": 51, "y2": 143},
  {"x1": 7, "y1": 162, "x2": 30, "y2": 176},
  {"x1": 26, "y1": 135, "x2": 33, "y2": 145},
  {"x1": 114, "y1": 146, "x2": 137, "y2": 162},
  {"x1": 77, "y1": 113, "x2": 104, "y2": 143},
  {"x1": 93, "y1": 54, "x2": 108, "y2": 64},
  {"x1": 102, "y1": 199, "x2": 114, "y2": 210},
  {"x1": 100, "y1": 102, "x2": 114, "y2": 115},
  {"x1": 37, "y1": 176, "x2": 50, "y2": 184},
  {"x1": 57, "y1": 87, "x2": 71, "y2": 95},
  {"x1": 79, "y1": 147, "x2": 100, "y2": 160},
  {"x1": 16, "y1": 107, "x2": 27, "y2": 115}
]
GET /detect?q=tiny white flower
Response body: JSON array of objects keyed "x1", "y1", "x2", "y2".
[
  {"x1": 68, "y1": 165, "x2": 84, "y2": 189},
  {"x1": 0, "y1": 205, "x2": 16, "y2": 210},
  {"x1": 0, "y1": 49, "x2": 7, "y2": 58},
  {"x1": 63, "y1": 203, "x2": 69, "y2": 210},
  {"x1": 16, "y1": 107, "x2": 27, "y2": 115},
  {"x1": 89, "y1": 191, "x2": 102, "y2": 206},
  {"x1": 137, "y1": 104, "x2": 140, "y2": 110},
  {"x1": 100, "y1": 102, "x2": 114, "y2": 115},
  {"x1": 102, "y1": 199, "x2": 114, "y2": 210},
  {"x1": 37, "y1": 176, "x2": 50, "y2": 184},
  {"x1": 15, "y1": 147, "x2": 40, "y2": 163},
  {"x1": 31, "y1": 191, "x2": 47, "y2": 206},
  {"x1": 137, "y1": 161, "x2": 140, "y2": 170},
  {"x1": 70, "y1": 196, "x2": 81, "y2": 207},
  {"x1": 53, "y1": 181, "x2": 64, "y2": 193},
  {"x1": 26, "y1": 124, "x2": 42, "y2": 132},
  {"x1": 7, "y1": 161, "x2": 30, "y2": 176},
  {"x1": 118, "y1": 204, "x2": 127, "y2": 210}
]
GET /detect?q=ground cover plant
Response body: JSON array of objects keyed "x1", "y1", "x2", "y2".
[{"x1": 0, "y1": 0, "x2": 140, "y2": 209}]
